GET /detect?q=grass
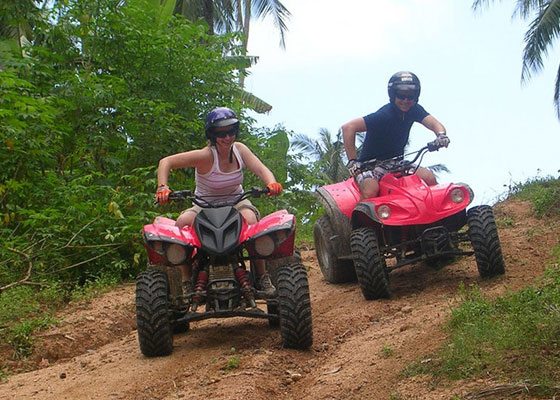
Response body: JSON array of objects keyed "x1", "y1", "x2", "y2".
[
  {"x1": 380, "y1": 343, "x2": 395, "y2": 358},
  {"x1": 404, "y1": 267, "x2": 560, "y2": 396},
  {"x1": 222, "y1": 347, "x2": 241, "y2": 374},
  {"x1": 403, "y1": 177, "x2": 560, "y2": 397},
  {"x1": 0, "y1": 274, "x2": 119, "y2": 373},
  {"x1": 507, "y1": 175, "x2": 560, "y2": 218}
]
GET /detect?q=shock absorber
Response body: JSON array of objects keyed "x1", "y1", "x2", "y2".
[
  {"x1": 235, "y1": 268, "x2": 256, "y2": 308},
  {"x1": 191, "y1": 270, "x2": 208, "y2": 312}
]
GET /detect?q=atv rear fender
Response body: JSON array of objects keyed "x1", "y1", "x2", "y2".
[{"x1": 315, "y1": 178, "x2": 360, "y2": 258}]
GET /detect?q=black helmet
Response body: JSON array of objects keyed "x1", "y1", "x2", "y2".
[
  {"x1": 204, "y1": 107, "x2": 240, "y2": 142},
  {"x1": 387, "y1": 71, "x2": 421, "y2": 101}
]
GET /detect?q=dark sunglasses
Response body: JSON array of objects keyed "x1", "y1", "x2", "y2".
[
  {"x1": 395, "y1": 93, "x2": 417, "y2": 101},
  {"x1": 214, "y1": 127, "x2": 238, "y2": 138}
]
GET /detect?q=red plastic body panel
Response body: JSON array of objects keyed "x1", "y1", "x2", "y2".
[
  {"x1": 143, "y1": 216, "x2": 201, "y2": 248},
  {"x1": 241, "y1": 210, "x2": 295, "y2": 241},
  {"x1": 142, "y1": 209, "x2": 297, "y2": 261},
  {"x1": 320, "y1": 178, "x2": 362, "y2": 219},
  {"x1": 321, "y1": 174, "x2": 471, "y2": 226}
]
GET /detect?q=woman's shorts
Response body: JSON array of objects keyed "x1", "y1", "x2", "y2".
[{"x1": 181, "y1": 198, "x2": 260, "y2": 220}]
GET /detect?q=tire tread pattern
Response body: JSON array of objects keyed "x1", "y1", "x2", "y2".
[
  {"x1": 350, "y1": 227, "x2": 390, "y2": 300},
  {"x1": 314, "y1": 215, "x2": 356, "y2": 283},
  {"x1": 136, "y1": 269, "x2": 173, "y2": 357},
  {"x1": 277, "y1": 264, "x2": 313, "y2": 349},
  {"x1": 467, "y1": 205, "x2": 506, "y2": 278}
]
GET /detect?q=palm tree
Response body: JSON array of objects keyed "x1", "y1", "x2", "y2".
[
  {"x1": 176, "y1": 0, "x2": 290, "y2": 50},
  {"x1": 175, "y1": 0, "x2": 290, "y2": 89},
  {"x1": 292, "y1": 128, "x2": 350, "y2": 183},
  {"x1": 0, "y1": 0, "x2": 38, "y2": 66},
  {"x1": 473, "y1": 0, "x2": 560, "y2": 118}
]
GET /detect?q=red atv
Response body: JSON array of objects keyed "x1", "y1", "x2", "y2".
[
  {"x1": 136, "y1": 188, "x2": 312, "y2": 357},
  {"x1": 314, "y1": 141, "x2": 505, "y2": 300}
]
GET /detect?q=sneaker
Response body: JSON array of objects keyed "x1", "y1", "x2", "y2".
[{"x1": 256, "y1": 272, "x2": 277, "y2": 298}]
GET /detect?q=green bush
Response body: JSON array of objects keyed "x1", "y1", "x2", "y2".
[
  {"x1": 405, "y1": 257, "x2": 560, "y2": 392},
  {"x1": 507, "y1": 176, "x2": 560, "y2": 218}
]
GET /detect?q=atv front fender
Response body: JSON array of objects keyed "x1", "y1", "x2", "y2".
[{"x1": 351, "y1": 201, "x2": 379, "y2": 228}]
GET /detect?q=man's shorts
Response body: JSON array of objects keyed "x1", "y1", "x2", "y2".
[
  {"x1": 355, "y1": 167, "x2": 389, "y2": 186},
  {"x1": 181, "y1": 198, "x2": 260, "y2": 220}
]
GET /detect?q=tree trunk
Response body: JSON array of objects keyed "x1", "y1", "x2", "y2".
[{"x1": 203, "y1": 0, "x2": 214, "y2": 34}]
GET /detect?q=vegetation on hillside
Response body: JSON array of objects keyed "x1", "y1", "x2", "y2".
[
  {"x1": 0, "y1": 0, "x2": 326, "y2": 363},
  {"x1": 404, "y1": 176, "x2": 560, "y2": 398}
]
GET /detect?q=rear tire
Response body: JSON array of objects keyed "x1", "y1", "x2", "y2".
[
  {"x1": 136, "y1": 269, "x2": 173, "y2": 357},
  {"x1": 467, "y1": 205, "x2": 506, "y2": 278},
  {"x1": 350, "y1": 227, "x2": 390, "y2": 300},
  {"x1": 314, "y1": 215, "x2": 356, "y2": 283},
  {"x1": 266, "y1": 249, "x2": 302, "y2": 287},
  {"x1": 266, "y1": 301, "x2": 279, "y2": 327},
  {"x1": 277, "y1": 264, "x2": 313, "y2": 349}
]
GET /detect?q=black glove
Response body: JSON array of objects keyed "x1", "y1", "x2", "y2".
[
  {"x1": 435, "y1": 134, "x2": 450, "y2": 148},
  {"x1": 346, "y1": 159, "x2": 362, "y2": 177}
]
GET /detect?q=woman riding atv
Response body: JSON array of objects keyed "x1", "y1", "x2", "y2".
[{"x1": 154, "y1": 107, "x2": 283, "y2": 300}]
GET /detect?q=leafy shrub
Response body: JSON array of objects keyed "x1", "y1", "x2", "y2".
[
  {"x1": 410, "y1": 261, "x2": 560, "y2": 389},
  {"x1": 507, "y1": 176, "x2": 560, "y2": 218}
]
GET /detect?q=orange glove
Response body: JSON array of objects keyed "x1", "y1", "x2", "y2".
[
  {"x1": 267, "y1": 182, "x2": 283, "y2": 197},
  {"x1": 155, "y1": 184, "x2": 171, "y2": 204}
]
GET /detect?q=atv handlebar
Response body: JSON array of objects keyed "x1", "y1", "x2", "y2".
[
  {"x1": 358, "y1": 140, "x2": 443, "y2": 176},
  {"x1": 167, "y1": 187, "x2": 270, "y2": 207}
]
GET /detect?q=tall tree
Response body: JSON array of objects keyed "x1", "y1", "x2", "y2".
[
  {"x1": 175, "y1": 0, "x2": 290, "y2": 89},
  {"x1": 176, "y1": 0, "x2": 289, "y2": 50},
  {"x1": 473, "y1": 0, "x2": 560, "y2": 119}
]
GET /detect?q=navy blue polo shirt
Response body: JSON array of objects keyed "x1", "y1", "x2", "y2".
[{"x1": 358, "y1": 103, "x2": 429, "y2": 162}]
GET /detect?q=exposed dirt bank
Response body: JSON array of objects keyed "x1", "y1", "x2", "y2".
[{"x1": 1, "y1": 199, "x2": 558, "y2": 400}]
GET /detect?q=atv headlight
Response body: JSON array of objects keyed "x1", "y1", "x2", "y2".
[
  {"x1": 376, "y1": 205, "x2": 391, "y2": 220},
  {"x1": 450, "y1": 188, "x2": 465, "y2": 204},
  {"x1": 151, "y1": 241, "x2": 163, "y2": 253},
  {"x1": 166, "y1": 243, "x2": 187, "y2": 264},
  {"x1": 254, "y1": 234, "x2": 275, "y2": 256}
]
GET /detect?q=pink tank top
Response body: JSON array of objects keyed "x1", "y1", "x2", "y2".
[{"x1": 195, "y1": 145, "x2": 244, "y2": 203}]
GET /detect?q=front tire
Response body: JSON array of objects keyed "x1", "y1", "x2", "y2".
[
  {"x1": 467, "y1": 206, "x2": 506, "y2": 278},
  {"x1": 314, "y1": 215, "x2": 356, "y2": 283},
  {"x1": 277, "y1": 264, "x2": 313, "y2": 349},
  {"x1": 350, "y1": 227, "x2": 390, "y2": 300},
  {"x1": 136, "y1": 269, "x2": 173, "y2": 357}
]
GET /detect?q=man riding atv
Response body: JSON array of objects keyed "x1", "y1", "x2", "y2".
[
  {"x1": 313, "y1": 71, "x2": 505, "y2": 298},
  {"x1": 341, "y1": 71, "x2": 450, "y2": 198}
]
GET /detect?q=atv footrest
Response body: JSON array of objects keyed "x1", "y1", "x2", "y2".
[
  {"x1": 178, "y1": 308, "x2": 274, "y2": 323},
  {"x1": 421, "y1": 226, "x2": 452, "y2": 256}
]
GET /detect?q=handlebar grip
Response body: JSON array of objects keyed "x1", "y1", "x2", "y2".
[
  {"x1": 250, "y1": 186, "x2": 268, "y2": 198},
  {"x1": 169, "y1": 190, "x2": 192, "y2": 201},
  {"x1": 427, "y1": 141, "x2": 440, "y2": 152}
]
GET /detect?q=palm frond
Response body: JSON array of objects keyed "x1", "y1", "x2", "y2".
[
  {"x1": 554, "y1": 63, "x2": 560, "y2": 117},
  {"x1": 521, "y1": 0, "x2": 560, "y2": 80},
  {"x1": 235, "y1": 87, "x2": 272, "y2": 113},
  {"x1": 251, "y1": 0, "x2": 290, "y2": 48},
  {"x1": 472, "y1": 0, "x2": 491, "y2": 11},
  {"x1": 224, "y1": 54, "x2": 259, "y2": 69},
  {"x1": 291, "y1": 133, "x2": 322, "y2": 157},
  {"x1": 427, "y1": 163, "x2": 450, "y2": 174}
]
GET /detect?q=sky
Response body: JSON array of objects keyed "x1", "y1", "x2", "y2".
[{"x1": 244, "y1": 0, "x2": 560, "y2": 205}]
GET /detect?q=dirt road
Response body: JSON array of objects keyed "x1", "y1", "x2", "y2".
[{"x1": 1, "y1": 199, "x2": 558, "y2": 400}]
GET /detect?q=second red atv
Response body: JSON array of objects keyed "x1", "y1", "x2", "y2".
[{"x1": 313, "y1": 141, "x2": 506, "y2": 300}]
